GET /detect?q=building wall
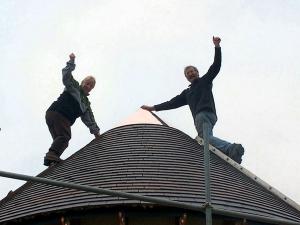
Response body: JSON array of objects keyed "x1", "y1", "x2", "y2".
[{"x1": 3, "y1": 210, "x2": 270, "y2": 225}]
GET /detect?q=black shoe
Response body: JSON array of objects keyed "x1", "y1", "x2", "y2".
[
  {"x1": 43, "y1": 151, "x2": 62, "y2": 166},
  {"x1": 43, "y1": 158, "x2": 60, "y2": 166},
  {"x1": 228, "y1": 144, "x2": 244, "y2": 164}
]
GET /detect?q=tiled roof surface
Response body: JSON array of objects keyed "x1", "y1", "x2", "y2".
[{"x1": 0, "y1": 124, "x2": 300, "y2": 223}]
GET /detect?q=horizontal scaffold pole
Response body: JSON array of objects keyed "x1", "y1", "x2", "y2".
[
  {"x1": 0, "y1": 170, "x2": 299, "y2": 225},
  {"x1": 0, "y1": 170, "x2": 205, "y2": 211}
]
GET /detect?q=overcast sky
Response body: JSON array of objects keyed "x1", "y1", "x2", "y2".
[{"x1": 0, "y1": 0, "x2": 299, "y2": 206}]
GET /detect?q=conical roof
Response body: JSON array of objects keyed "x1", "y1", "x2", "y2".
[
  {"x1": 0, "y1": 111, "x2": 300, "y2": 224},
  {"x1": 118, "y1": 108, "x2": 166, "y2": 126}
]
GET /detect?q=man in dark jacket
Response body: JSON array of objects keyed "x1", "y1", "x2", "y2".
[
  {"x1": 142, "y1": 37, "x2": 244, "y2": 164},
  {"x1": 44, "y1": 53, "x2": 100, "y2": 166}
]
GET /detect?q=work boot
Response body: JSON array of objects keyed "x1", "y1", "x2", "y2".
[
  {"x1": 44, "y1": 151, "x2": 62, "y2": 166},
  {"x1": 228, "y1": 144, "x2": 244, "y2": 164}
]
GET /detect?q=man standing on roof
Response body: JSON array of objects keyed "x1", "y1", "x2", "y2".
[
  {"x1": 44, "y1": 53, "x2": 100, "y2": 166},
  {"x1": 142, "y1": 36, "x2": 244, "y2": 164}
]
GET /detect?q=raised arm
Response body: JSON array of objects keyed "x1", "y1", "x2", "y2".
[
  {"x1": 202, "y1": 36, "x2": 222, "y2": 82},
  {"x1": 213, "y1": 36, "x2": 221, "y2": 47},
  {"x1": 62, "y1": 53, "x2": 76, "y2": 87}
]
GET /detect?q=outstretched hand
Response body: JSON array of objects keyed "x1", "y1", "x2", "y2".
[
  {"x1": 213, "y1": 36, "x2": 221, "y2": 47},
  {"x1": 69, "y1": 53, "x2": 76, "y2": 60},
  {"x1": 141, "y1": 105, "x2": 155, "y2": 112}
]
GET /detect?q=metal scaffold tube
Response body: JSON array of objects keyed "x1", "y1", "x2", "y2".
[
  {"x1": 0, "y1": 170, "x2": 205, "y2": 212},
  {"x1": 1, "y1": 171, "x2": 300, "y2": 224},
  {"x1": 203, "y1": 122, "x2": 212, "y2": 225}
]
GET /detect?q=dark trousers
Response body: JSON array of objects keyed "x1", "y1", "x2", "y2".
[{"x1": 46, "y1": 111, "x2": 71, "y2": 157}]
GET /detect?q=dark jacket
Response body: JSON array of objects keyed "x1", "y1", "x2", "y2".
[
  {"x1": 154, "y1": 47, "x2": 221, "y2": 119},
  {"x1": 47, "y1": 59, "x2": 100, "y2": 134}
]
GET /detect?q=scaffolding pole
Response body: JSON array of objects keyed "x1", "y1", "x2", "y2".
[
  {"x1": 203, "y1": 122, "x2": 212, "y2": 225},
  {"x1": 0, "y1": 170, "x2": 205, "y2": 212},
  {"x1": 1, "y1": 170, "x2": 300, "y2": 225}
]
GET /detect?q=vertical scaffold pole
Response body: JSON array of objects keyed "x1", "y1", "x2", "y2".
[{"x1": 203, "y1": 122, "x2": 212, "y2": 225}]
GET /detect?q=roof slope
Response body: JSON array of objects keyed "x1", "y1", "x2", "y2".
[{"x1": 0, "y1": 124, "x2": 300, "y2": 223}]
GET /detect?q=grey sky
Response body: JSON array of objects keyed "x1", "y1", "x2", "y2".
[{"x1": 0, "y1": 0, "x2": 299, "y2": 205}]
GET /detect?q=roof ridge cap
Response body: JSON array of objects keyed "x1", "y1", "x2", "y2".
[{"x1": 149, "y1": 112, "x2": 169, "y2": 126}]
